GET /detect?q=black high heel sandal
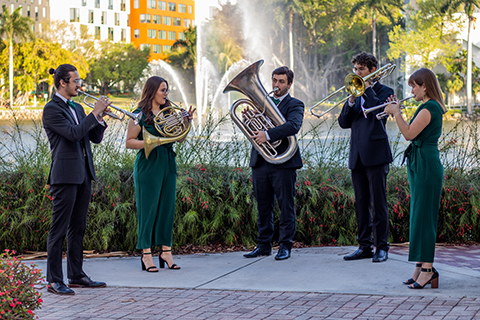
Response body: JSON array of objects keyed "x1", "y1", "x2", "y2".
[
  {"x1": 403, "y1": 263, "x2": 422, "y2": 285},
  {"x1": 141, "y1": 252, "x2": 159, "y2": 272},
  {"x1": 159, "y1": 249, "x2": 181, "y2": 270},
  {"x1": 408, "y1": 267, "x2": 439, "y2": 289}
]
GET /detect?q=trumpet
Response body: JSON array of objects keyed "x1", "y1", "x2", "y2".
[
  {"x1": 78, "y1": 90, "x2": 142, "y2": 125},
  {"x1": 310, "y1": 63, "x2": 396, "y2": 118},
  {"x1": 362, "y1": 96, "x2": 414, "y2": 119}
]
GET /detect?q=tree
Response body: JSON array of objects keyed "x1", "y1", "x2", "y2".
[
  {"x1": 167, "y1": 26, "x2": 196, "y2": 86},
  {"x1": 350, "y1": 0, "x2": 404, "y2": 57},
  {"x1": 0, "y1": 4, "x2": 34, "y2": 106},
  {"x1": 440, "y1": 0, "x2": 480, "y2": 113},
  {"x1": 387, "y1": 1, "x2": 462, "y2": 70},
  {"x1": 0, "y1": 39, "x2": 88, "y2": 102},
  {"x1": 86, "y1": 42, "x2": 150, "y2": 95}
]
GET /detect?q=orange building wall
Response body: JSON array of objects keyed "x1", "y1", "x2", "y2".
[{"x1": 130, "y1": 0, "x2": 195, "y2": 61}]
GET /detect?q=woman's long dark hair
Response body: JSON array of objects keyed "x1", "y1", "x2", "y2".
[
  {"x1": 408, "y1": 68, "x2": 447, "y2": 114},
  {"x1": 139, "y1": 76, "x2": 170, "y2": 124}
]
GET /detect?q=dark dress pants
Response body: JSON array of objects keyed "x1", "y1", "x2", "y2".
[
  {"x1": 252, "y1": 160, "x2": 297, "y2": 251},
  {"x1": 351, "y1": 159, "x2": 390, "y2": 251},
  {"x1": 47, "y1": 175, "x2": 91, "y2": 283}
]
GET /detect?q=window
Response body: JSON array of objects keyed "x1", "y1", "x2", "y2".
[
  {"x1": 134, "y1": 0, "x2": 139, "y2": 9},
  {"x1": 168, "y1": 31, "x2": 176, "y2": 40},
  {"x1": 120, "y1": 0, "x2": 126, "y2": 11},
  {"x1": 82, "y1": 0, "x2": 86, "y2": 6},
  {"x1": 127, "y1": 14, "x2": 129, "y2": 26},
  {"x1": 134, "y1": 29, "x2": 140, "y2": 38},
  {"x1": 39, "y1": 0, "x2": 42, "y2": 4},
  {"x1": 108, "y1": 27, "x2": 114, "y2": 41},
  {"x1": 70, "y1": 8, "x2": 79, "y2": 22},
  {"x1": 158, "y1": 1, "x2": 166, "y2": 10},
  {"x1": 140, "y1": 14, "x2": 151, "y2": 23},
  {"x1": 89, "y1": 10, "x2": 94, "y2": 23},
  {"x1": 153, "y1": 15, "x2": 161, "y2": 24},
  {"x1": 163, "y1": 16, "x2": 171, "y2": 25},
  {"x1": 95, "y1": 26, "x2": 101, "y2": 40},
  {"x1": 95, "y1": 0, "x2": 100, "y2": 9},
  {"x1": 108, "y1": 0, "x2": 113, "y2": 10},
  {"x1": 173, "y1": 17, "x2": 181, "y2": 26},
  {"x1": 27, "y1": 5, "x2": 30, "y2": 17},
  {"x1": 183, "y1": 18, "x2": 191, "y2": 27},
  {"x1": 158, "y1": 30, "x2": 166, "y2": 39},
  {"x1": 147, "y1": 0, "x2": 156, "y2": 9},
  {"x1": 35, "y1": 6, "x2": 38, "y2": 21},
  {"x1": 163, "y1": 45, "x2": 171, "y2": 52},
  {"x1": 140, "y1": 44, "x2": 151, "y2": 52},
  {"x1": 153, "y1": 44, "x2": 162, "y2": 53},
  {"x1": 168, "y1": 2, "x2": 176, "y2": 11},
  {"x1": 179, "y1": 4, "x2": 186, "y2": 13},
  {"x1": 147, "y1": 29, "x2": 156, "y2": 38},
  {"x1": 115, "y1": 13, "x2": 120, "y2": 26},
  {"x1": 101, "y1": 11, "x2": 106, "y2": 24},
  {"x1": 178, "y1": 32, "x2": 185, "y2": 41},
  {"x1": 121, "y1": 29, "x2": 126, "y2": 41},
  {"x1": 42, "y1": 7, "x2": 45, "y2": 18},
  {"x1": 188, "y1": 5, "x2": 192, "y2": 14}
]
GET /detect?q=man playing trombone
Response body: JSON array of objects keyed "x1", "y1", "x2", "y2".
[{"x1": 338, "y1": 52, "x2": 394, "y2": 263}]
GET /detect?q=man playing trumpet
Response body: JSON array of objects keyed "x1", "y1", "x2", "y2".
[{"x1": 338, "y1": 52, "x2": 394, "y2": 263}]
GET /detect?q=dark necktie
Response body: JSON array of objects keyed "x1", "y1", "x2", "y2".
[
  {"x1": 271, "y1": 96, "x2": 280, "y2": 105},
  {"x1": 67, "y1": 100, "x2": 76, "y2": 109}
]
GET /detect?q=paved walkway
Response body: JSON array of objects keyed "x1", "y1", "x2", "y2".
[{"x1": 32, "y1": 245, "x2": 480, "y2": 320}]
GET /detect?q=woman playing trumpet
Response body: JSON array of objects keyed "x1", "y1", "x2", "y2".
[
  {"x1": 383, "y1": 68, "x2": 447, "y2": 289},
  {"x1": 126, "y1": 76, "x2": 195, "y2": 272}
]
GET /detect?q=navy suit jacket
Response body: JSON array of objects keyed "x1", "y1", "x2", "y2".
[
  {"x1": 338, "y1": 82, "x2": 394, "y2": 169},
  {"x1": 249, "y1": 93, "x2": 304, "y2": 169},
  {"x1": 43, "y1": 95, "x2": 107, "y2": 185}
]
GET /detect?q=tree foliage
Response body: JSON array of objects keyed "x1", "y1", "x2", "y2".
[
  {"x1": 86, "y1": 42, "x2": 150, "y2": 94},
  {"x1": 387, "y1": 0, "x2": 462, "y2": 70}
]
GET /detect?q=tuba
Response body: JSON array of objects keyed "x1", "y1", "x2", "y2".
[
  {"x1": 223, "y1": 60, "x2": 298, "y2": 164},
  {"x1": 143, "y1": 98, "x2": 191, "y2": 159}
]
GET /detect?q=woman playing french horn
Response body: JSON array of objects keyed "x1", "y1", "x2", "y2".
[{"x1": 126, "y1": 76, "x2": 195, "y2": 272}]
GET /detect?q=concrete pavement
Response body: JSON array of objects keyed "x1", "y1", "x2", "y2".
[{"x1": 30, "y1": 245, "x2": 480, "y2": 319}]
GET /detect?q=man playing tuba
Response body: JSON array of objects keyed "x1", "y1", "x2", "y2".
[{"x1": 244, "y1": 66, "x2": 304, "y2": 261}]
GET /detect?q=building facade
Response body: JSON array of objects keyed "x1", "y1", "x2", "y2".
[
  {"x1": 0, "y1": 0, "x2": 50, "y2": 33},
  {"x1": 49, "y1": 0, "x2": 130, "y2": 43},
  {"x1": 130, "y1": 0, "x2": 195, "y2": 61}
]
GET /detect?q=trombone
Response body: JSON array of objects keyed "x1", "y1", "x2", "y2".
[
  {"x1": 78, "y1": 90, "x2": 142, "y2": 125},
  {"x1": 363, "y1": 96, "x2": 414, "y2": 119},
  {"x1": 310, "y1": 63, "x2": 396, "y2": 118}
]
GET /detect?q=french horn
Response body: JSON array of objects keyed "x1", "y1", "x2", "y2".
[
  {"x1": 143, "y1": 98, "x2": 191, "y2": 159},
  {"x1": 223, "y1": 60, "x2": 298, "y2": 164}
]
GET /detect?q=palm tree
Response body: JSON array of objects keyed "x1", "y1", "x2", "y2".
[
  {"x1": 171, "y1": 26, "x2": 197, "y2": 72},
  {"x1": 440, "y1": 0, "x2": 480, "y2": 114},
  {"x1": 0, "y1": 4, "x2": 34, "y2": 107},
  {"x1": 350, "y1": 0, "x2": 404, "y2": 57}
]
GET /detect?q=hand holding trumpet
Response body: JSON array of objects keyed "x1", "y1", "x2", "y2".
[
  {"x1": 92, "y1": 95, "x2": 113, "y2": 121},
  {"x1": 383, "y1": 95, "x2": 402, "y2": 118}
]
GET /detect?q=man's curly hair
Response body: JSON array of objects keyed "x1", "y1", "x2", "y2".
[{"x1": 351, "y1": 52, "x2": 378, "y2": 71}]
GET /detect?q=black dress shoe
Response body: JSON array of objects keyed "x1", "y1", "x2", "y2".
[
  {"x1": 48, "y1": 282, "x2": 75, "y2": 295},
  {"x1": 275, "y1": 248, "x2": 291, "y2": 260},
  {"x1": 68, "y1": 276, "x2": 107, "y2": 288},
  {"x1": 372, "y1": 249, "x2": 388, "y2": 262},
  {"x1": 244, "y1": 247, "x2": 271, "y2": 258},
  {"x1": 343, "y1": 248, "x2": 374, "y2": 261}
]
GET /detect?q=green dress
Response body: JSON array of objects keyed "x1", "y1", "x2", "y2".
[
  {"x1": 133, "y1": 109, "x2": 177, "y2": 249},
  {"x1": 405, "y1": 100, "x2": 443, "y2": 262}
]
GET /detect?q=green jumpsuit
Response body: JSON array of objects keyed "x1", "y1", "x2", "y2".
[
  {"x1": 133, "y1": 110, "x2": 177, "y2": 249},
  {"x1": 405, "y1": 100, "x2": 443, "y2": 262}
]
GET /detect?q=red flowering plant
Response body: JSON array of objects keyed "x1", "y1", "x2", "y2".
[{"x1": 0, "y1": 249, "x2": 45, "y2": 319}]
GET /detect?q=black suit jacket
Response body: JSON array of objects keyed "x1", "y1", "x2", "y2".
[
  {"x1": 249, "y1": 94, "x2": 304, "y2": 169},
  {"x1": 43, "y1": 95, "x2": 107, "y2": 185},
  {"x1": 338, "y1": 83, "x2": 394, "y2": 169}
]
